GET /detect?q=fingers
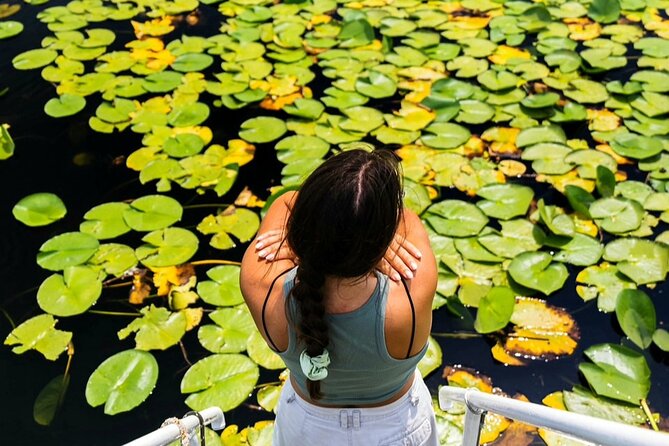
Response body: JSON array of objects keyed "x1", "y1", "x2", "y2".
[
  {"x1": 378, "y1": 258, "x2": 402, "y2": 282},
  {"x1": 255, "y1": 229, "x2": 283, "y2": 248}
]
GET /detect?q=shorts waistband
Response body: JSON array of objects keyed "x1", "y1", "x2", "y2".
[{"x1": 287, "y1": 371, "x2": 422, "y2": 419}]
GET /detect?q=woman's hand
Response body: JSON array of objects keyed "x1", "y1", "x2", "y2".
[
  {"x1": 255, "y1": 229, "x2": 295, "y2": 262},
  {"x1": 377, "y1": 234, "x2": 422, "y2": 282}
]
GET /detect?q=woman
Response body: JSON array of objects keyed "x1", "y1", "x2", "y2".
[{"x1": 240, "y1": 149, "x2": 438, "y2": 445}]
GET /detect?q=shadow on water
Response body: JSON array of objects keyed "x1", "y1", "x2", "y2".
[{"x1": 1, "y1": 1, "x2": 668, "y2": 445}]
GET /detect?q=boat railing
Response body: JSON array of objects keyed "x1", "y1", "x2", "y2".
[
  {"x1": 122, "y1": 407, "x2": 225, "y2": 446},
  {"x1": 438, "y1": 386, "x2": 669, "y2": 446}
]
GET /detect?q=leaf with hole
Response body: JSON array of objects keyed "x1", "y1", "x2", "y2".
[
  {"x1": 4, "y1": 314, "x2": 71, "y2": 361},
  {"x1": 118, "y1": 305, "x2": 186, "y2": 350}
]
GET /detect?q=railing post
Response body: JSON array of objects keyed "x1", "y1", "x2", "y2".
[{"x1": 461, "y1": 389, "x2": 485, "y2": 446}]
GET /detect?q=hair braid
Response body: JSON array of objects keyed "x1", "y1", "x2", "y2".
[{"x1": 290, "y1": 263, "x2": 328, "y2": 400}]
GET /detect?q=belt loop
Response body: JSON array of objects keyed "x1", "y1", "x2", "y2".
[
  {"x1": 352, "y1": 410, "x2": 361, "y2": 430},
  {"x1": 410, "y1": 387, "x2": 420, "y2": 407},
  {"x1": 339, "y1": 410, "x2": 349, "y2": 429}
]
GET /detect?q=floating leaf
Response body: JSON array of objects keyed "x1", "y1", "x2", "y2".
[
  {"x1": 4, "y1": 314, "x2": 71, "y2": 361},
  {"x1": 421, "y1": 123, "x2": 471, "y2": 150},
  {"x1": 239, "y1": 117, "x2": 287, "y2": 143},
  {"x1": 85, "y1": 350, "x2": 159, "y2": 415},
  {"x1": 476, "y1": 184, "x2": 533, "y2": 220},
  {"x1": 181, "y1": 354, "x2": 259, "y2": 412},
  {"x1": 474, "y1": 287, "x2": 515, "y2": 334},
  {"x1": 610, "y1": 133, "x2": 663, "y2": 159},
  {"x1": 425, "y1": 200, "x2": 488, "y2": 237},
  {"x1": 508, "y1": 252, "x2": 568, "y2": 295},
  {"x1": 118, "y1": 305, "x2": 186, "y2": 350},
  {"x1": 417, "y1": 336, "x2": 442, "y2": 377},
  {"x1": 0, "y1": 124, "x2": 14, "y2": 160},
  {"x1": 37, "y1": 232, "x2": 100, "y2": 271},
  {"x1": 247, "y1": 330, "x2": 284, "y2": 370},
  {"x1": 44, "y1": 94, "x2": 86, "y2": 118},
  {"x1": 37, "y1": 266, "x2": 102, "y2": 316},
  {"x1": 355, "y1": 71, "x2": 397, "y2": 99},
  {"x1": 0, "y1": 21, "x2": 23, "y2": 40},
  {"x1": 589, "y1": 197, "x2": 643, "y2": 234},
  {"x1": 198, "y1": 305, "x2": 255, "y2": 353},
  {"x1": 13, "y1": 193, "x2": 67, "y2": 227},
  {"x1": 563, "y1": 388, "x2": 646, "y2": 426},
  {"x1": 479, "y1": 219, "x2": 544, "y2": 258},
  {"x1": 12, "y1": 48, "x2": 58, "y2": 70},
  {"x1": 123, "y1": 195, "x2": 182, "y2": 232},
  {"x1": 80, "y1": 202, "x2": 131, "y2": 239},
  {"x1": 197, "y1": 265, "x2": 244, "y2": 307},
  {"x1": 196, "y1": 206, "x2": 259, "y2": 250},
  {"x1": 653, "y1": 329, "x2": 669, "y2": 352},
  {"x1": 88, "y1": 243, "x2": 137, "y2": 277},
  {"x1": 615, "y1": 289, "x2": 656, "y2": 349},
  {"x1": 579, "y1": 343, "x2": 650, "y2": 403},
  {"x1": 135, "y1": 227, "x2": 199, "y2": 268},
  {"x1": 588, "y1": 0, "x2": 620, "y2": 24}
]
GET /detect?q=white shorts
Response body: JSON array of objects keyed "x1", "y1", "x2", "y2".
[{"x1": 273, "y1": 371, "x2": 438, "y2": 446}]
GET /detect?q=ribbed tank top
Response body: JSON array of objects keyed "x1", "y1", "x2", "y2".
[{"x1": 276, "y1": 267, "x2": 427, "y2": 405}]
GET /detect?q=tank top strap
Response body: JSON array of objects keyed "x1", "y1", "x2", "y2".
[{"x1": 260, "y1": 267, "x2": 296, "y2": 352}]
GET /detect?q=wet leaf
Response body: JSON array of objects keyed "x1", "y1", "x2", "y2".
[
  {"x1": 508, "y1": 252, "x2": 568, "y2": 295},
  {"x1": 123, "y1": 195, "x2": 183, "y2": 232},
  {"x1": 615, "y1": 289, "x2": 656, "y2": 349},
  {"x1": 197, "y1": 265, "x2": 244, "y2": 307},
  {"x1": 603, "y1": 238, "x2": 669, "y2": 285},
  {"x1": 562, "y1": 387, "x2": 646, "y2": 426},
  {"x1": 4, "y1": 314, "x2": 71, "y2": 361},
  {"x1": 425, "y1": 200, "x2": 488, "y2": 237},
  {"x1": 13, "y1": 193, "x2": 67, "y2": 227},
  {"x1": 181, "y1": 354, "x2": 259, "y2": 412},
  {"x1": 417, "y1": 336, "x2": 442, "y2": 377},
  {"x1": 239, "y1": 116, "x2": 287, "y2": 143},
  {"x1": 589, "y1": 197, "x2": 643, "y2": 234},
  {"x1": 476, "y1": 184, "x2": 533, "y2": 220},
  {"x1": 247, "y1": 330, "x2": 284, "y2": 370},
  {"x1": 118, "y1": 305, "x2": 186, "y2": 350},
  {"x1": 88, "y1": 243, "x2": 137, "y2": 277},
  {"x1": 80, "y1": 202, "x2": 131, "y2": 239},
  {"x1": 135, "y1": 227, "x2": 199, "y2": 268},
  {"x1": 198, "y1": 305, "x2": 255, "y2": 353},
  {"x1": 579, "y1": 343, "x2": 650, "y2": 403},
  {"x1": 37, "y1": 232, "x2": 100, "y2": 271},
  {"x1": 196, "y1": 206, "x2": 259, "y2": 250},
  {"x1": 86, "y1": 350, "x2": 158, "y2": 415},
  {"x1": 474, "y1": 286, "x2": 515, "y2": 334}
]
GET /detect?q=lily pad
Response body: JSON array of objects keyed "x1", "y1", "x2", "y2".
[
  {"x1": 13, "y1": 193, "x2": 67, "y2": 227},
  {"x1": 37, "y1": 266, "x2": 102, "y2": 316},
  {"x1": 239, "y1": 117, "x2": 287, "y2": 143},
  {"x1": 197, "y1": 265, "x2": 244, "y2": 307},
  {"x1": 37, "y1": 232, "x2": 100, "y2": 271},
  {"x1": 603, "y1": 238, "x2": 668, "y2": 285},
  {"x1": 476, "y1": 184, "x2": 533, "y2": 220},
  {"x1": 118, "y1": 305, "x2": 186, "y2": 350},
  {"x1": 12, "y1": 49, "x2": 58, "y2": 70},
  {"x1": 425, "y1": 200, "x2": 489, "y2": 237},
  {"x1": 508, "y1": 252, "x2": 568, "y2": 295},
  {"x1": 80, "y1": 202, "x2": 131, "y2": 239},
  {"x1": 181, "y1": 354, "x2": 259, "y2": 412},
  {"x1": 615, "y1": 289, "x2": 655, "y2": 349},
  {"x1": 85, "y1": 350, "x2": 159, "y2": 415},
  {"x1": 421, "y1": 123, "x2": 471, "y2": 150},
  {"x1": 135, "y1": 227, "x2": 199, "y2": 268},
  {"x1": 4, "y1": 314, "x2": 71, "y2": 361},
  {"x1": 576, "y1": 263, "x2": 636, "y2": 312},
  {"x1": 247, "y1": 330, "x2": 285, "y2": 370},
  {"x1": 474, "y1": 286, "x2": 516, "y2": 334},
  {"x1": 589, "y1": 197, "x2": 643, "y2": 234},
  {"x1": 196, "y1": 207, "x2": 259, "y2": 250},
  {"x1": 198, "y1": 306, "x2": 255, "y2": 353},
  {"x1": 123, "y1": 195, "x2": 182, "y2": 232},
  {"x1": 44, "y1": 94, "x2": 86, "y2": 118},
  {"x1": 355, "y1": 71, "x2": 397, "y2": 99},
  {"x1": 0, "y1": 21, "x2": 23, "y2": 40}
]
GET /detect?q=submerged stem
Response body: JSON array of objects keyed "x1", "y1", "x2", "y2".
[
  {"x1": 104, "y1": 282, "x2": 132, "y2": 289},
  {"x1": 641, "y1": 398, "x2": 659, "y2": 431},
  {"x1": 183, "y1": 203, "x2": 231, "y2": 209},
  {"x1": 431, "y1": 332, "x2": 482, "y2": 339},
  {"x1": 191, "y1": 259, "x2": 241, "y2": 266},
  {"x1": 0, "y1": 307, "x2": 15, "y2": 329},
  {"x1": 179, "y1": 341, "x2": 192, "y2": 367},
  {"x1": 88, "y1": 310, "x2": 140, "y2": 317}
]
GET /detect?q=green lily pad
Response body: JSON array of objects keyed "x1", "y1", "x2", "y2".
[
  {"x1": 118, "y1": 305, "x2": 186, "y2": 351},
  {"x1": 516, "y1": 125, "x2": 566, "y2": 147},
  {"x1": 85, "y1": 350, "x2": 159, "y2": 415},
  {"x1": 479, "y1": 219, "x2": 544, "y2": 258},
  {"x1": 80, "y1": 202, "x2": 131, "y2": 239},
  {"x1": 508, "y1": 251, "x2": 568, "y2": 295},
  {"x1": 474, "y1": 286, "x2": 515, "y2": 334},
  {"x1": 4, "y1": 314, "x2": 71, "y2": 361},
  {"x1": 13, "y1": 193, "x2": 67, "y2": 227},
  {"x1": 135, "y1": 227, "x2": 199, "y2": 268},
  {"x1": 653, "y1": 329, "x2": 669, "y2": 352},
  {"x1": 37, "y1": 266, "x2": 102, "y2": 316},
  {"x1": 421, "y1": 123, "x2": 471, "y2": 149},
  {"x1": 143, "y1": 71, "x2": 183, "y2": 93},
  {"x1": 551, "y1": 233, "x2": 603, "y2": 266},
  {"x1": 355, "y1": 71, "x2": 397, "y2": 99},
  {"x1": 477, "y1": 70, "x2": 519, "y2": 91},
  {"x1": 44, "y1": 94, "x2": 86, "y2": 118},
  {"x1": 579, "y1": 343, "x2": 650, "y2": 404},
  {"x1": 545, "y1": 50, "x2": 581, "y2": 73},
  {"x1": 615, "y1": 289, "x2": 655, "y2": 349},
  {"x1": 171, "y1": 53, "x2": 214, "y2": 72},
  {"x1": 417, "y1": 336, "x2": 442, "y2": 377},
  {"x1": 610, "y1": 133, "x2": 664, "y2": 159},
  {"x1": 283, "y1": 99, "x2": 324, "y2": 120},
  {"x1": 476, "y1": 184, "x2": 534, "y2": 220},
  {"x1": 275, "y1": 136, "x2": 330, "y2": 164},
  {"x1": 239, "y1": 117, "x2": 287, "y2": 143},
  {"x1": 247, "y1": 330, "x2": 285, "y2": 370},
  {"x1": 576, "y1": 263, "x2": 636, "y2": 312},
  {"x1": 33, "y1": 373, "x2": 70, "y2": 426},
  {"x1": 198, "y1": 305, "x2": 255, "y2": 353},
  {"x1": 603, "y1": 238, "x2": 668, "y2": 285},
  {"x1": 196, "y1": 207, "x2": 259, "y2": 250},
  {"x1": 564, "y1": 79, "x2": 609, "y2": 104},
  {"x1": 538, "y1": 200, "x2": 575, "y2": 237},
  {"x1": 123, "y1": 195, "x2": 183, "y2": 232},
  {"x1": 0, "y1": 21, "x2": 23, "y2": 39},
  {"x1": 197, "y1": 265, "x2": 244, "y2": 307},
  {"x1": 0, "y1": 124, "x2": 14, "y2": 160},
  {"x1": 168, "y1": 102, "x2": 210, "y2": 127},
  {"x1": 181, "y1": 354, "x2": 259, "y2": 412},
  {"x1": 12, "y1": 48, "x2": 58, "y2": 70},
  {"x1": 87, "y1": 243, "x2": 137, "y2": 278},
  {"x1": 563, "y1": 388, "x2": 646, "y2": 426},
  {"x1": 164, "y1": 134, "x2": 205, "y2": 158},
  {"x1": 37, "y1": 232, "x2": 100, "y2": 271},
  {"x1": 589, "y1": 197, "x2": 643, "y2": 234},
  {"x1": 456, "y1": 100, "x2": 494, "y2": 124},
  {"x1": 588, "y1": 0, "x2": 620, "y2": 24},
  {"x1": 425, "y1": 200, "x2": 489, "y2": 237}
]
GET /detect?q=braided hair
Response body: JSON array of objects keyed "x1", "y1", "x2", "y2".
[{"x1": 286, "y1": 149, "x2": 404, "y2": 399}]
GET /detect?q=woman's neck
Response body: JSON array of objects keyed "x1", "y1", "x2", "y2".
[{"x1": 322, "y1": 272, "x2": 378, "y2": 314}]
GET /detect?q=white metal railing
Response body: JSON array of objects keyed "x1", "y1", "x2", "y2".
[
  {"x1": 123, "y1": 407, "x2": 225, "y2": 446},
  {"x1": 438, "y1": 386, "x2": 669, "y2": 446}
]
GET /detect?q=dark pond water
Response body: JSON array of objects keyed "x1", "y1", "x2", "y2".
[{"x1": 1, "y1": 1, "x2": 668, "y2": 445}]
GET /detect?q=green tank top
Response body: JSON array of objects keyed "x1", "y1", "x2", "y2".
[{"x1": 276, "y1": 267, "x2": 427, "y2": 405}]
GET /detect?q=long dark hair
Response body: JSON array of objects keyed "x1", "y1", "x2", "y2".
[{"x1": 286, "y1": 148, "x2": 404, "y2": 399}]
